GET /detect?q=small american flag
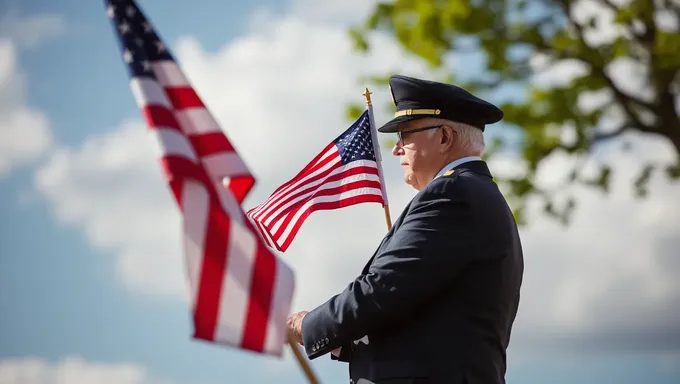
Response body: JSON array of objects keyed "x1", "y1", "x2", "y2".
[
  {"x1": 104, "y1": 0, "x2": 295, "y2": 356},
  {"x1": 247, "y1": 110, "x2": 387, "y2": 252}
]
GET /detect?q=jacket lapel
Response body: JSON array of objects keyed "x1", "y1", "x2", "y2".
[
  {"x1": 358, "y1": 161, "x2": 492, "y2": 275},
  {"x1": 361, "y1": 199, "x2": 413, "y2": 274}
]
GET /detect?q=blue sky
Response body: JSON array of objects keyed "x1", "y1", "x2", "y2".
[{"x1": 1, "y1": 0, "x2": 679, "y2": 383}]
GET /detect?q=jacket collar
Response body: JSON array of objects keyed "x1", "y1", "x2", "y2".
[
  {"x1": 433, "y1": 156, "x2": 481, "y2": 180},
  {"x1": 452, "y1": 159, "x2": 492, "y2": 178}
]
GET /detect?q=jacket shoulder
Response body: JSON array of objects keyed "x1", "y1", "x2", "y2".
[{"x1": 421, "y1": 169, "x2": 468, "y2": 197}]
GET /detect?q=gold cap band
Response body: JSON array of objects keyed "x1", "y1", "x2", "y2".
[{"x1": 394, "y1": 108, "x2": 441, "y2": 117}]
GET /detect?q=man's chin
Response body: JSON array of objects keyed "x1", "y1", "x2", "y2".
[{"x1": 403, "y1": 174, "x2": 419, "y2": 190}]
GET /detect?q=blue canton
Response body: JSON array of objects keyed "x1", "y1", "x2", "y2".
[
  {"x1": 105, "y1": 0, "x2": 175, "y2": 80},
  {"x1": 333, "y1": 111, "x2": 377, "y2": 164}
]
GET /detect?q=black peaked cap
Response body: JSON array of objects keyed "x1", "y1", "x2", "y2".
[{"x1": 377, "y1": 75, "x2": 504, "y2": 133}]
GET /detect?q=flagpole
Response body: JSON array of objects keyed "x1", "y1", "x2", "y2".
[
  {"x1": 287, "y1": 336, "x2": 319, "y2": 384},
  {"x1": 363, "y1": 88, "x2": 392, "y2": 231},
  {"x1": 280, "y1": 90, "x2": 389, "y2": 384}
]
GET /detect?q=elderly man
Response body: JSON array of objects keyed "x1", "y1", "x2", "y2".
[{"x1": 288, "y1": 75, "x2": 524, "y2": 384}]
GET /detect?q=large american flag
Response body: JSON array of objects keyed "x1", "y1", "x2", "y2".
[
  {"x1": 104, "y1": 0, "x2": 295, "y2": 356},
  {"x1": 247, "y1": 111, "x2": 387, "y2": 252}
]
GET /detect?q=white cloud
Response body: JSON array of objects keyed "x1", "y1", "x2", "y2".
[
  {"x1": 570, "y1": 0, "x2": 631, "y2": 47},
  {"x1": 0, "y1": 12, "x2": 65, "y2": 49},
  {"x1": 34, "y1": 119, "x2": 186, "y2": 299},
  {"x1": 35, "y1": 1, "x2": 431, "y2": 302},
  {"x1": 511, "y1": 0, "x2": 680, "y2": 355},
  {"x1": 34, "y1": 0, "x2": 680, "y2": 358},
  {"x1": 509, "y1": 131, "x2": 680, "y2": 353},
  {"x1": 0, "y1": 39, "x2": 52, "y2": 177},
  {"x1": 0, "y1": 12, "x2": 63, "y2": 178},
  {"x1": 0, "y1": 356, "x2": 171, "y2": 384}
]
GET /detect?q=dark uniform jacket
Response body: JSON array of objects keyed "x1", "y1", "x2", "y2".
[{"x1": 301, "y1": 160, "x2": 524, "y2": 384}]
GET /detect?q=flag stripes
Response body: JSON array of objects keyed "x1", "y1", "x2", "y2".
[
  {"x1": 248, "y1": 111, "x2": 386, "y2": 252},
  {"x1": 105, "y1": 0, "x2": 294, "y2": 356}
]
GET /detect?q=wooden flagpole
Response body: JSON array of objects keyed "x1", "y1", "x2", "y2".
[
  {"x1": 363, "y1": 87, "x2": 393, "y2": 231},
  {"x1": 287, "y1": 335, "x2": 319, "y2": 384},
  {"x1": 285, "y1": 88, "x2": 391, "y2": 384}
]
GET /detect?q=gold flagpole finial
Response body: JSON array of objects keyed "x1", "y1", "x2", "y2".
[{"x1": 363, "y1": 87, "x2": 372, "y2": 106}]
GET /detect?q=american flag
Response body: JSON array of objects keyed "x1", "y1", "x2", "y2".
[
  {"x1": 247, "y1": 110, "x2": 387, "y2": 252},
  {"x1": 104, "y1": 0, "x2": 295, "y2": 356}
]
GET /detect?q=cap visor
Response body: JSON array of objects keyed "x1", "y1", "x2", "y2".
[{"x1": 377, "y1": 115, "x2": 425, "y2": 133}]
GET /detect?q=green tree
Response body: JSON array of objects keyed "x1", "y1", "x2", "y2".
[{"x1": 347, "y1": 0, "x2": 680, "y2": 225}]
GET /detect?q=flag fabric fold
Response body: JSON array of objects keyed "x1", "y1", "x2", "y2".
[
  {"x1": 247, "y1": 111, "x2": 386, "y2": 252},
  {"x1": 104, "y1": 0, "x2": 294, "y2": 356}
]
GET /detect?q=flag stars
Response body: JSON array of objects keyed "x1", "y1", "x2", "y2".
[
  {"x1": 107, "y1": 5, "x2": 115, "y2": 18},
  {"x1": 143, "y1": 22, "x2": 152, "y2": 33},
  {"x1": 119, "y1": 20, "x2": 131, "y2": 34},
  {"x1": 155, "y1": 40, "x2": 166, "y2": 53},
  {"x1": 126, "y1": 6, "x2": 137, "y2": 18},
  {"x1": 336, "y1": 119, "x2": 377, "y2": 164},
  {"x1": 123, "y1": 49, "x2": 133, "y2": 63}
]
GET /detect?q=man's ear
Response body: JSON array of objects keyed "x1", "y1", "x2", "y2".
[{"x1": 440, "y1": 125, "x2": 455, "y2": 150}]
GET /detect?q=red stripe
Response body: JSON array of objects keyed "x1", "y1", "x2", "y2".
[
  {"x1": 158, "y1": 156, "x2": 204, "y2": 185},
  {"x1": 141, "y1": 105, "x2": 181, "y2": 131},
  {"x1": 271, "y1": 178, "x2": 382, "y2": 240},
  {"x1": 249, "y1": 155, "x2": 341, "y2": 221},
  {"x1": 226, "y1": 176, "x2": 256, "y2": 205},
  {"x1": 278, "y1": 193, "x2": 385, "y2": 251},
  {"x1": 164, "y1": 87, "x2": 205, "y2": 109},
  {"x1": 258, "y1": 166, "x2": 379, "y2": 226},
  {"x1": 241, "y1": 243, "x2": 277, "y2": 351},
  {"x1": 192, "y1": 201, "x2": 231, "y2": 341},
  {"x1": 284, "y1": 143, "x2": 336, "y2": 183},
  {"x1": 247, "y1": 150, "x2": 337, "y2": 217},
  {"x1": 252, "y1": 217, "x2": 276, "y2": 249},
  {"x1": 170, "y1": 179, "x2": 184, "y2": 208},
  {"x1": 189, "y1": 132, "x2": 235, "y2": 157},
  {"x1": 259, "y1": 146, "x2": 338, "y2": 203}
]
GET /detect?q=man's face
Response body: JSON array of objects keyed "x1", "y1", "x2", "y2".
[{"x1": 391, "y1": 119, "x2": 446, "y2": 190}]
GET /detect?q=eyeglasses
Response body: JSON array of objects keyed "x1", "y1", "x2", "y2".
[{"x1": 397, "y1": 125, "x2": 443, "y2": 145}]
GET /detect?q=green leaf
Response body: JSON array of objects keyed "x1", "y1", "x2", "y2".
[
  {"x1": 634, "y1": 164, "x2": 655, "y2": 198},
  {"x1": 666, "y1": 162, "x2": 680, "y2": 180},
  {"x1": 345, "y1": 103, "x2": 364, "y2": 121},
  {"x1": 350, "y1": 0, "x2": 680, "y2": 227},
  {"x1": 348, "y1": 27, "x2": 369, "y2": 52}
]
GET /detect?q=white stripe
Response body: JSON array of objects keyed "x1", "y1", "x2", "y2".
[
  {"x1": 152, "y1": 60, "x2": 190, "y2": 87},
  {"x1": 275, "y1": 187, "x2": 383, "y2": 247},
  {"x1": 367, "y1": 105, "x2": 389, "y2": 205},
  {"x1": 175, "y1": 108, "x2": 222, "y2": 135},
  {"x1": 147, "y1": 128, "x2": 199, "y2": 163},
  {"x1": 214, "y1": 179, "x2": 246, "y2": 225},
  {"x1": 249, "y1": 147, "x2": 338, "y2": 220},
  {"x1": 181, "y1": 181, "x2": 210, "y2": 306},
  {"x1": 263, "y1": 257, "x2": 295, "y2": 355},
  {"x1": 248, "y1": 214, "x2": 276, "y2": 250},
  {"x1": 214, "y1": 218, "x2": 257, "y2": 345},
  {"x1": 129, "y1": 78, "x2": 172, "y2": 109},
  {"x1": 250, "y1": 149, "x2": 341, "y2": 221},
  {"x1": 264, "y1": 161, "x2": 379, "y2": 228},
  {"x1": 202, "y1": 152, "x2": 250, "y2": 180}
]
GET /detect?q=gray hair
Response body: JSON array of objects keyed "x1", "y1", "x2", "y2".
[{"x1": 428, "y1": 119, "x2": 485, "y2": 155}]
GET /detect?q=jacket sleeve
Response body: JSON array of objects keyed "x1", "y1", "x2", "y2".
[{"x1": 300, "y1": 177, "x2": 495, "y2": 359}]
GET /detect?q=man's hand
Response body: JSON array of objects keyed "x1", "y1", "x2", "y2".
[{"x1": 287, "y1": 311, "x2": 308, "y2": 345}]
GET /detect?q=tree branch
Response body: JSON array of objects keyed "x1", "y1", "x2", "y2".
[
  {"x1": 592, "y1": 123, "x2": 633, "y2": 142},
  {"x1": 594, "y1": 0, "x2": 620, "y2": 12},
  {"x1": 553, "y1": 0, "x2": 656, "y2": 132},
  {"x1": 595, "y1": 66, "x2": 659, "y2": 131}
]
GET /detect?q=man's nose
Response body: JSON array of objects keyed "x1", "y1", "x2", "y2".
[{"x1": 392, "y1": 141, "x2": 403, "y2": 156}]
